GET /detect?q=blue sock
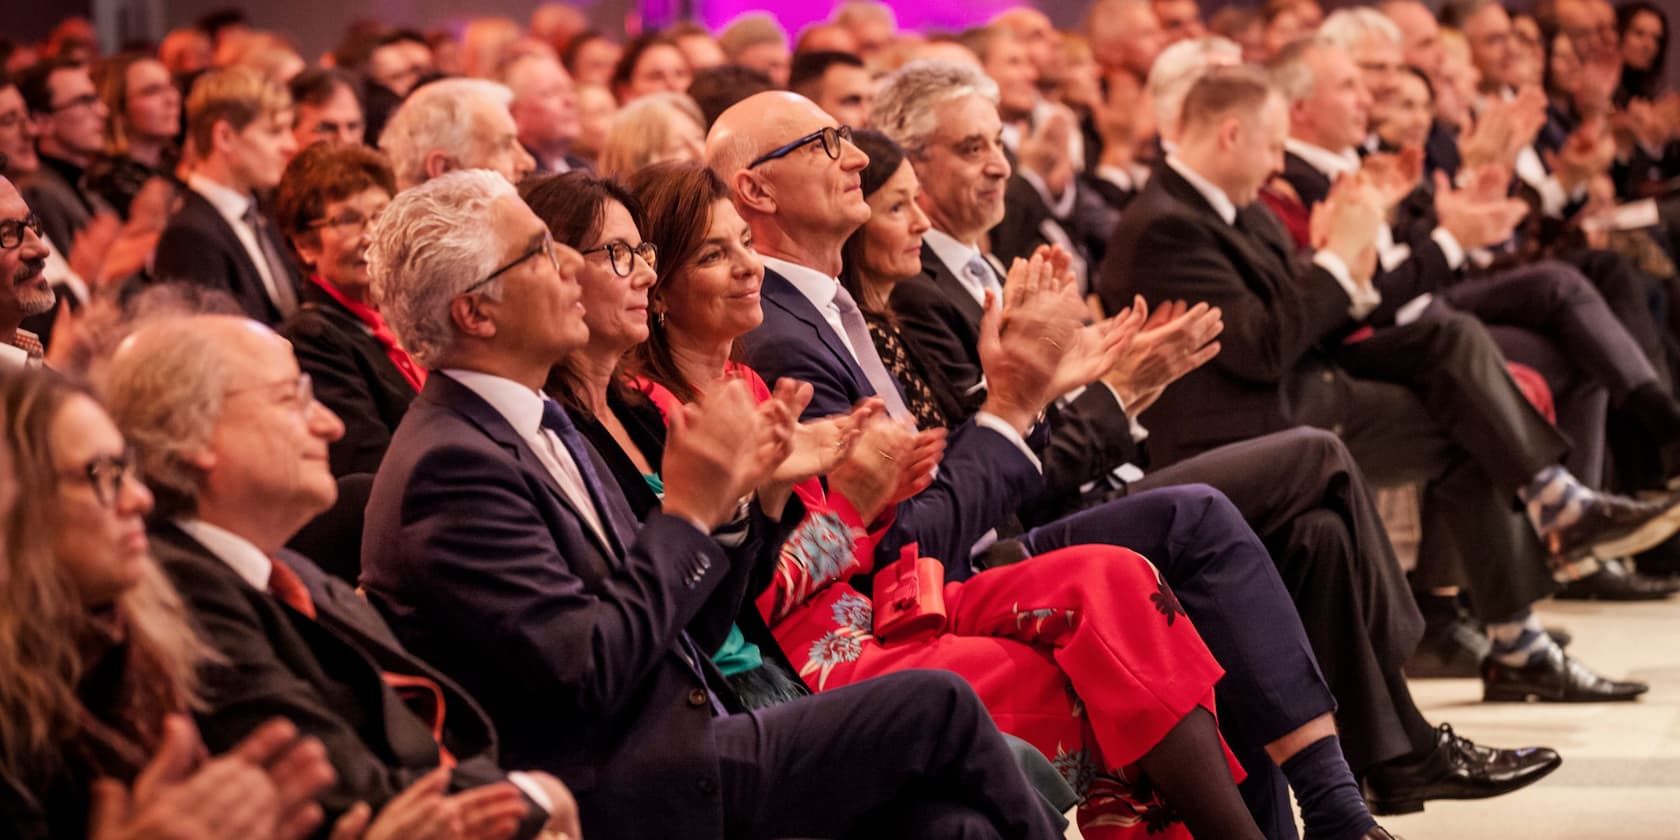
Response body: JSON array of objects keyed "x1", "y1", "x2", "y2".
[
  {"x1": 1487, "y1": 609, "x2": 1561, "y2": 667},
  {"x1": 1280, "y1": 735, "x2": 1377, "y2": 840},
  {"x1": 1519, "y1": 465, "x2": 1590, "y2": 536}
]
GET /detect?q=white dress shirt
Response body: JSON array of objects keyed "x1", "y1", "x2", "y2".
[
  {"x1": 188, "y1": 174, "x2": 289, "y2": 313},
  {"x1": 440, "y1": 369, "x2": 610, "y2": 547},
  {"x1": 1165, "y1": 153, "x2": 1379, "y2": 320},
  {"x1": 175, "y1": 517, "x2": 275, "y2": 589}
]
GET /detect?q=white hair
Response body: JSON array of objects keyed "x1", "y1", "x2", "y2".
[
  {"x1": 1317, "y1": 8, "x2": 1402, "y2": 52},
  {"x1": 1147, "y1": 36, "x2": 1244, "y2": 139},
  {"x1": 366, "y1": 169, "x2": 517, "y2": 368},
  {"x1": 379, "y1": 78, "x2": 516, "y2": 190},
  {"x1": 871, "y1": 60, "x2": 1000, "y2": 154}
]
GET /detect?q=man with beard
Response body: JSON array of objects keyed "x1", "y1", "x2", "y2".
[{"x1": 0, "y1": 164, "x2": 54, "y2": 368}]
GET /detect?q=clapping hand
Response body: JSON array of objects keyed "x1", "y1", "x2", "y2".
[
  {"x1": 1102, "y1": 296, "x2": 1223, "y2": 417},
  {"x1": 774, "y1": 395, "x2": 882, "y2": 486},
  {"x1": 828, "y1": 414, "x2": 944, "y2": 522},
  {"x1": 1360, "y1": 146, "x2": 1425, "y2": 213},
  {"x1": 663, "y1": 378, "x2": 781, "y2": 532},
  {"x1": 1310, "y1": 172, "x2": 1385, "y2": 284}
]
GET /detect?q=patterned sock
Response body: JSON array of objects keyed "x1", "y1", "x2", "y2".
[
  {"x1": 1487, "y1": 609, "x2": 1561, "y2": 667},
  {"x1": 1518, "y1": 465, "x2": 1590, "y2": 537},
  {"x1": 1281, "y1": 735, "x2": 1378, "y2": 840}
]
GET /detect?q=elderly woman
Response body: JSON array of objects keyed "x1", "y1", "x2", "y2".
[
  {"x1": 595, "y1": 92, "x2": 705, "y2": 180},
  {"x1": 0, "y1": 369, "x2": 337, "y2": 840},
  {"x1": 276, "y1": 142, "x2": 421, "y2": 476},
  {"x1": 85, "y1": 52, "x2": 181, "y2": 219},
  {"x1": 593, "y1": 161, "x2": 1267, "y2": 840}
]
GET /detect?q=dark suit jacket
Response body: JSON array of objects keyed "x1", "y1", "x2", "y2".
[
  {"x1": 890, "y1": 244, "x2": 1143, "y2": 511},
  {"x1": 1099, "y1": 163, "x2": 1356, "y2": 463},
  {"x1": 18, "y1": 155, "x2": 103, "y2": 256},
  {"x1": 152, "y1": 189, "x2": 299, "y2": 324},
  {"x1": 1276, "y1": 151, "x2": 1458, "y2": 328},
  {"x1": 149, "y1": 522, "x2": 541, "y2": 835},
  {"x1": 739, "y1": 266, "x2": 1044, "y2": 576},
  {"x1": 280, "y1": 282, "x2": 418, "y2": 476},
  {"x1": 360, "y1": 372, "x2": 754, "y2": 838}
]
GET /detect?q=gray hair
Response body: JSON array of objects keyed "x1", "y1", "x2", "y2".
[
  {"x1": 379, "y1": 78, "x2": 516, "y2": 190},
  {"x1": 1266, "y1": 37, "x2": 1331, "y2": 103},
  {"x1": 101, "y1": 317, "x2": 237, "y2": 519},
  {"x1": 366, "y1": 169, "x2": 517, "y2": 368},
  {"x1": 1148, "y1": 36, "x2": 1244, "y2": 138},
  {"x1": 1317, "y1": 8, "x2": 1402, "y2": 52},
  {"x1": 599, "y1": 92, "x2": 704, "y2": 180},
  {"x1": 871, "y1": 60, "x2": 1000, "y2": 154}
]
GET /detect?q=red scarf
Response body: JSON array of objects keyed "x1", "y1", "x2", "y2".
[{"x1": 311, "y1": 276, "x2": 426, "y2": 391}]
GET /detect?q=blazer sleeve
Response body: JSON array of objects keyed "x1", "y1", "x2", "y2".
[
  {"x1": 1035, "y1": 386, "x2": 1136, "y2": 502},
  {"x1": 889, "y1": 279, "x2": 987, "y2": 404},
  {"x1": 152, "y1": 221, "x2": 235, "y2": 295},
  {"x1": 162, "y1": 556, "x2": 420, "y2": 819},
  {"x1": 284, "y1": 314, "x2": 398, "y2": 476},
  {"x1": 738, "y1": 331, "x2": 858, "y2": 421},
  {"x1": 391, "y1": 441, "x2": 729, "y2": 719},
  {"x1": 885, "y1": 419, "x2": 1045, "y2": 579},
  {"x1": 1366, "y1": 232, "x2": 1455, "y2": 327},
  {"x1": 1122, "y1": 212, "x2": 1352, "y2": 385}
]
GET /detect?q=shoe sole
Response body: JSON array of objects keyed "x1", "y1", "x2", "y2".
[
  {"x1": 1482, "y1": 686, "x2": 1649, "y2": 702},
  {"x1": 1585, "y1": 498, "x2": 1680, "y2": 560},
  {"x1": 1365, "y1": 754, "x2": 1564, "y2": 816}
]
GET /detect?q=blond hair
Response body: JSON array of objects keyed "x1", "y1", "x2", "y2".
[{"x1": 185, "y1": 67, "x2": 292, "y2": 162}]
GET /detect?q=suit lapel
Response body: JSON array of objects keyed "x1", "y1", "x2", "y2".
[
  {"x1": 418, "y1": 374, "x2": 618, "y2": 561},
  {"x1": 760, "y1": 268, "x2": 872, "y2": 391},
  {"x1": 1154, "y1": 166, "x2": 1298, "y2": 298},
  {"x1": 918, "y1": 242, "x2": 986, "y2": 331}
]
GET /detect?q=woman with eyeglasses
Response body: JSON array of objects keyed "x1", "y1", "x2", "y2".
[
  {"x1": 275, "y1": 141, "x2": 421, "y2": 477},
  {"x1": 597, "y1": 161, "x2": 1266, "y2": 840},
  {"x1": 0, "y1": 368, "x2": 345, "y2": 840}
]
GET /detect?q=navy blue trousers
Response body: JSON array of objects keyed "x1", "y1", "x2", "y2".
[{"x1": 1019, "y1": 484, "x2": 1337, "y2": 840}]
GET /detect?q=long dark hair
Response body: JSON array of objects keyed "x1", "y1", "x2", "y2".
[
  {"x1": 622, "y1": 161, "x2": 732, "y2": 404},
  {"x1": 1617, "y1": 1, "x2": 1669, "y2": 104},
  {"x1": 838, "y1": 129, "x2": 911, "y2": 319},
  {"x1": 519, "y1": 170, "x2": 647, "y2": 415}
]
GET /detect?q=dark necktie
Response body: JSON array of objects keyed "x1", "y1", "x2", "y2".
[
  {"x1": 241, "y1": 202, "x2": 298, "y2": 318},
  {"x1": 269, "y1": 558, "x2": 455, "y2": 764},
  {"x1": 539, "y1": 399, "x2": 638, "y2": 554}
]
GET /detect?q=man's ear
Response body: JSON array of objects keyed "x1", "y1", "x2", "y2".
[
  {"x1": 731, "y1": 169, "x2": 777, "y2": 215},
  {"x1": 423, "y1": 150, "x2": 455, "y2": 182},
  {"x1": 449, "y1": 294, "x2": 498, "y2": 340},
  {"x1": 210, "y1": 118, "x2": 238, "y2": 157},
  {"x1": 177, "y1": 443, "x2": 217, "y2": 473},
  {"x1": 1219, "y1": 114, "x2": 1243, "y2": 151}
]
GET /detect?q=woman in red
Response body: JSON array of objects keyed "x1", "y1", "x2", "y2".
[{"x1": 522, "y1": 164, "x2": 1263, "y2": 840}]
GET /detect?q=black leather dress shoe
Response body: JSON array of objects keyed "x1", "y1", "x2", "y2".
[
  {"x1": 1362, "y1": 724, "x2": 1562, "y2": 815},
  {"x1": 1482, "y1": 647, "x2": 1649, "y2": 702},
  {"x1": 1362, "y1": 827, "x2": 1401, "y2": 839},
  {"x1": 1555, "y1": 559, "x2": 1680, "y2": 601},
  {"x1": 1548, "y1": 491, "x2": 1680, "y2": 564}
]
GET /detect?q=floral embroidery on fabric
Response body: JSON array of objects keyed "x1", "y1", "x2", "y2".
[
  {"x1": 765, "y1": 512, "x2": 858, "y2": 623},
  {"x1": 1052, "y1": 743, "x2": 1097, "y2": 796},
  {"x1": 1149, "y1": 575, "x2": 1185, "y2": 627},
  {"x1": 1080, "y1": 772, "x2": 1183, "y2": 835},
  {"x1": 831, "y1": 591, "x2": 872, "y2": 632},
  {"x1": 802, "y1": 628, "x2": 868, "y2": 690},
  {"x1": 1012, "y1": 605, "x2": 1078, "y2": 637}
]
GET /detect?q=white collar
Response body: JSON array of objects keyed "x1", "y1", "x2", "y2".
[
  {"x1": 0, "y1": 342, "x2": 29, "y2": 369},
  {"x1": 1165, "y1": 154, "x2": 1238, "y2": 226},
  {"x1": 1285, "y1": 137, "x2": 1360, "y2": 179},
  {"x1": 1096, "y1": 164, "x2": 1144, "y2": 193},
  {"x1": 762, "y1": 256, "x2": 841, "y2": 312},
  {"x1": 187, "y1": 173, "x2": 254, "y2": 225},
  {"x1": 922, "y1": 228, "x2": 984, "y2": 283},
  {"x1": 174, "y1": 517, "x2": 273, "y2": 590},
  {"x1": 438, "y1": 369, "x2": 548, "y2": 437}
]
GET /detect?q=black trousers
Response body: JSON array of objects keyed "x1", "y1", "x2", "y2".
[
  {"x1": 1329, "y1": 311, "x2": 1566, "y2": 622},
  {"x1": 1127, "y1": 428, "x2": 1435, "y2": 775},
  {"x1": 1018, "y1": 484, "x2": 1336, "y2": 840},
  {"x1": 713, "y1": 669, "x2": 1062, "y2": 840}
]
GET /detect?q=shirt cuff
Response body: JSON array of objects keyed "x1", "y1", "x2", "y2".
[
  {"x1": 1312, "y1": 249, "x2": 1380, "y2": 320},
  {"x1": 1095, "y1": 381, "x2": 1149, "y2": 442},
  {"x1": 506, "y1": 771, "x2": 554, "y2": 815},
  {"x1": 1430, "y1": 227, "x2": 1467, "y2": 270},
  {"x1": 974, "y1": 411, "x2": 1043, "y2": 473}
]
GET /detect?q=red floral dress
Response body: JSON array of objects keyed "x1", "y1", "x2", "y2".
[{"x1": 636, "y1": 366, "x2": 1242, "y2": 838}]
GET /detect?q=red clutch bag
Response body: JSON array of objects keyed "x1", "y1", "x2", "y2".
[{"x1": 872, "y1": 543, "x2": 948, "y2": 645}]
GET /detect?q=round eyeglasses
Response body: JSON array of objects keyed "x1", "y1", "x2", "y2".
[
  {"x1": 580, "y1": 241, "x2": 658, "y2": 277},
  {"x1": 747, "y1": 125, "x2": 854, "y2": 169}
]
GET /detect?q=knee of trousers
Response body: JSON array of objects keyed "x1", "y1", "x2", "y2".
[
  {"x1": 1272, "y1": 426, "x2": 1352, "y2": 473},
  {"x1": 874, "y1": 669, "x2": 986, "y2": 726},
  {"x1": 1419, "y1": 309, "x2": 1503, "y2": 360},
  {"x1": 1529, "y1": 260, "x2": 1600, "y2": 307}
]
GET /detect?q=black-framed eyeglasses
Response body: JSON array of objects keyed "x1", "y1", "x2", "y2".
[
  {"x1": 51, "y1": 92, "x2": 102, "y2": 114},
  {"x1": 61, "y1": 449, "x2": 140, "y2": 508},
  {"x1": 747, "y1": 124, "x2": 853, "y2": 169},
  {"x1": 463, "y1": 234, "x2": 561, "y2": 295},
  {"x1": 581, "y1": 240, "x2": 657, "y2": 277},
  {"x1": 0, "y1": 213, "x2": 41, "y2": 250}
]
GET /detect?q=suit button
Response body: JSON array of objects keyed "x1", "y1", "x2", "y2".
[
  {"x1": 1320, "y1": 371, "x2": 1335, "y2": 383},
  {"x1": 688, "y1": 688, "x2": 708, "y2": 707},
  {"x1": 697, "y1": 776, "x2": 717, "y2": 796}
]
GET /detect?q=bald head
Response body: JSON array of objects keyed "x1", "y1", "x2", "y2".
[{"x1": 706, "y1": 90, "x2": 832, "y2": 180}]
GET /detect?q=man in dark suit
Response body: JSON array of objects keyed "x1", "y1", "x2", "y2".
[
  {"x1": 153, "y1": 68, "x2": 302, "y2": 325},
  {"x1": 103, "y1": 314, "x2": 577, "y2": 839},
  {"x1": 1267, "y1": 37, "x2": 1680, "y2": 601},
  {"x1": 717, "y1": 88, "x2": 1426, "y2": 840},
  {"x1": 1102, "y1": 66, "x2": 1671, "y2": 707},
  {"x1": 15, "y1": 59, "x2": 110, "y2": 255},
  {"x1": 359, "y1": 168, "x2": 1058, "y2": 840}
]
